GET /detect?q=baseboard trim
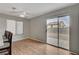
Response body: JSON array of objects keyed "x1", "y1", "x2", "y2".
[{"x1": 28, "y1": 38, "x2": 45, "y2": 43}]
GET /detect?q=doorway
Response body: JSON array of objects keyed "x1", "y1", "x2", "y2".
[{"x1": 47, "y1": 16, "x2": 70, "y2": 50}]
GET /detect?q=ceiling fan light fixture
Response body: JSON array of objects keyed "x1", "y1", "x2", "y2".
[
  {"x1": 19, "y1": 14, "x2": 25, "y2": 17},
  {"x1": 19, "y1": 12, "x2": 28, "y2": 18}
]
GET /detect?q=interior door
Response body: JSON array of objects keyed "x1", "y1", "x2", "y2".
[
  {"x1": 59, "y1": 16, "x2": 70, "y2": 49},
  {"x1": 47, "y1": 18, "x2": 58, "y2": 46}
]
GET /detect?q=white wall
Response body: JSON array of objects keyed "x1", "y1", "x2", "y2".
[
  {"x1": 30, "y1": 4, "x2": 79, "y2": 53},
  {"x1": 0, "y1": 13, "x2": 30, "y2": 42}
]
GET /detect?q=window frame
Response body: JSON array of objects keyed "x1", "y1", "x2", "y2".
[{"x1": 6, "y1": 19, "x2": 24, "y2": 35}]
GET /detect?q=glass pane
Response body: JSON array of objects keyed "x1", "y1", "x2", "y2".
[
  {"x1": 6, "y1": 20, "x2": 16, "y2": 35},
  {"x1": 59, "y1": 16, "x2": 70, "y2": 49},
  {"x1": 16, "y1": 21, "x2": 23, "y2": 34},
  {"x1": 47, "y1": 18, "x2": 58, "y2": 46}
]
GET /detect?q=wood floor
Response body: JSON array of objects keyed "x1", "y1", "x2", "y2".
[{"x1": 12, "y1": 39, "x2": 73, "y2": 55}]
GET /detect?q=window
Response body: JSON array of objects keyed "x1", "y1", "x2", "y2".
[
  {"x1": 6, "y1": 20, "x2": 23, "y2": 35},
  {"x1": 16, "y1": 21, "x2": 23, "y2": 34},
  {"x1": 6, "y1": 20, "x2": 16, "y2": 35}
]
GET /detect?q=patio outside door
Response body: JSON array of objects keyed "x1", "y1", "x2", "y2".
[{"x1": 47, "y1": 16, "x2": 70, "y2": 50}]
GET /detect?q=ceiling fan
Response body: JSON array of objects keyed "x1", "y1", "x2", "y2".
[{"x1": 9, "y1": 7, "x2": 29, "y2": 17}]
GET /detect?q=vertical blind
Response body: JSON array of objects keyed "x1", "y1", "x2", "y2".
[{"x1": 6, "y1": 20, "x2": 23, "y2": 35}]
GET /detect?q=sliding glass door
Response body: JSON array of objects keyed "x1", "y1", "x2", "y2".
[
  {"x1": 47, "y1": 18, "x2": 58, "y2": 46},
  {"x1": 47, "y1": 16, "x2": 70, "y2": 50},
  {"x1": 59, "y1": 16, "x2": 70, "y2": 49}
]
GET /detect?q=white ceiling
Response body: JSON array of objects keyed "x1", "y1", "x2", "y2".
[{"x1": 0, "y1": 3, "x2": 76, "y2": 19}]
